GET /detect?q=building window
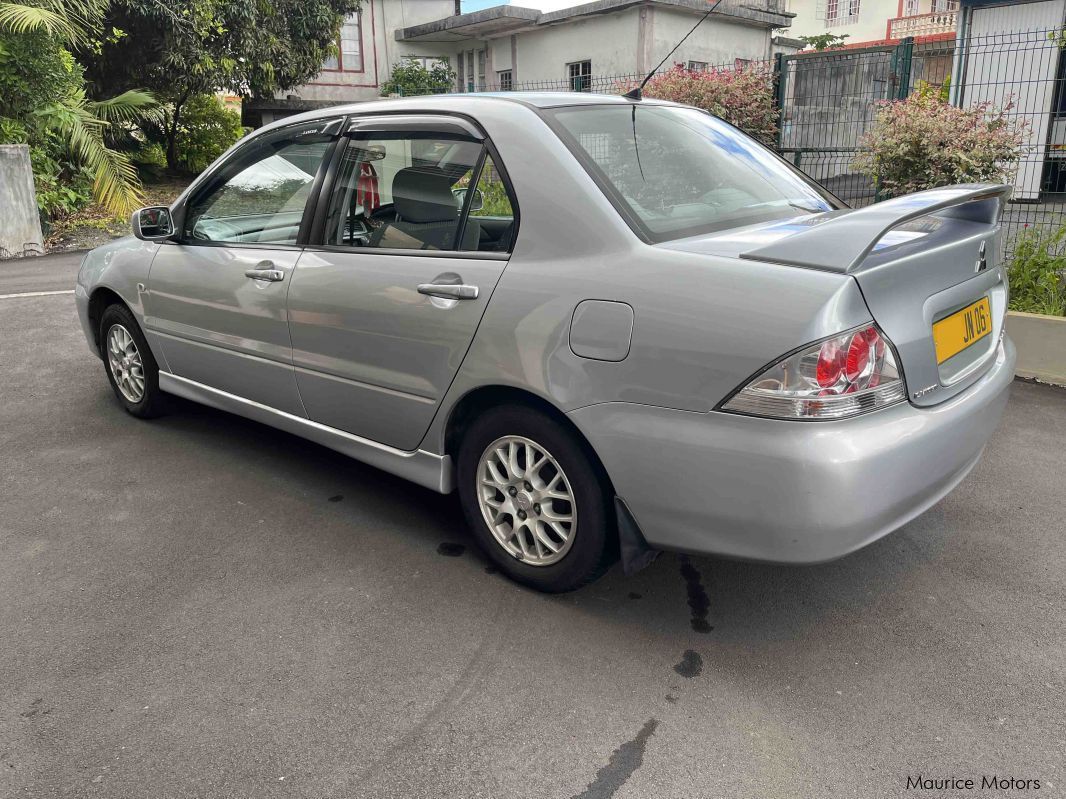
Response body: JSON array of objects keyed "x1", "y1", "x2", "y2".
[
  {"x1": 568, "y1": 60, "x2": 592, "y2": 92},
  {"x1": 904, "y1": 0, "x2": 918, "y2": 14},
  {"x1": 467, "y1": 51, "x2": 475, "y2": 92},
  {"x1": 687, "y1": 60, "x2": 708, "y2": 72},
  {"x1": 931, "y1": 0, "x2": 958, "y2": 11},
  {"x1": 404, "y1": 56, "x2": 448, "y2": 70},
  {"x1": 323, "y1": 13, "x2": 362, "y2": 72},
  {"x1": 822, "y1": 0, "x2": 859, "y2": 25},
  {"x1": 498, "y1": 69, "x2": 513, "y2": 90},
  {"x1": 477, "y1": 50, "x2": 486, "y2": 91},
  {"x1": 457, "y1": 55, "x2": 465, "y2": 92}
]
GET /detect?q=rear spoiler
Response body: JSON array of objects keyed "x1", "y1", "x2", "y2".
[{"x1": 740, "y1": 183, "x2": 1013, "y2": 274}]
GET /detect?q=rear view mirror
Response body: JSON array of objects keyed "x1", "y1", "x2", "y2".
[{"x1": 132, "y1": 206, "x2": 174, "y2": 241}]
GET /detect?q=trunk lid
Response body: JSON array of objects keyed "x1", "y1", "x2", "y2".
[{"x1": 669, "y1": 184, "x2": 1011, "y2": 407}]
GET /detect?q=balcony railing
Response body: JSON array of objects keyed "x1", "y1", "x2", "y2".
[{"x1": 888, "y1": 10, "x2": 958, "y2": 39}]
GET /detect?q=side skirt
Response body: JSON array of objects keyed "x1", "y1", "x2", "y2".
[{"x1": 159, "y1": 372, "x2": 455, "y2": 494}]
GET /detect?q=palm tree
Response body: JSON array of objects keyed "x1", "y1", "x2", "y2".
[{"x1": 0, "y1": 0, "x2": 159, "y2": 216}]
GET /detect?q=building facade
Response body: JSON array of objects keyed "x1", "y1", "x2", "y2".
[
  {"x1": 246, "y1": 0, "x2": 797, "y2": 125},
  {"x1": 784, "y1": 0, "x2": 959, "y2": 47}
]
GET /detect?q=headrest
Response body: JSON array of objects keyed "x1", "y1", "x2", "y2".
[{"x1": 392, "y1": 166, "x2": 458, "y2": 224}]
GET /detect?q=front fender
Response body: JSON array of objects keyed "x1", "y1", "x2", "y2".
[{"x1": 76, "y1": 237, "x2": 161, "y2": 359}]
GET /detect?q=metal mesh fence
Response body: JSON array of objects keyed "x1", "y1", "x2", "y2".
[{"x1": 399, "y1": 26, "x2": 1066, "y2": 255}]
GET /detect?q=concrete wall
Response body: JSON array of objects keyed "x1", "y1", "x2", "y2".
[
  {"x1": 648, "y1": 9, "x2": 774, "y2": 67},
  {"x1": 513, "y1": 9, "x2": 641, "y2": 84},
  {"x1": 0, "y1": 145, "x2": 44, "y2": 259},
  {"x1": 1006, "y1": 311, "x2": 1066, "y2": 386}
]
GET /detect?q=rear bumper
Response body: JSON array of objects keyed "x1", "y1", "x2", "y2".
[{"x1": 568, "y1": 336, "x2": 1016, "y2": 563}]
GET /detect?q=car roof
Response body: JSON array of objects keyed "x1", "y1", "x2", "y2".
[{"x1": 256, "y1": 92, "x2": 681, "y2": 135}]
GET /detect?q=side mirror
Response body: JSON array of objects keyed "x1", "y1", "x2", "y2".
[
  {"x1": 451, "y1": 188, "x2": 485, "y2": 212},
  {"x1": 132, "y1": 206, "x2": 174, "y2": 241}
]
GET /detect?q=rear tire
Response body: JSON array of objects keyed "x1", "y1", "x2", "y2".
[
  {"x1": 457, "y1": 405, "x2": 615, "y2": 592},
  {"x1": 99, "y1": 303, "x2": 167, "y2": 419}
]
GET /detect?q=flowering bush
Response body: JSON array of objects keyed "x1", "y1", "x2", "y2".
[
  {"x1": 854, "y1": 86, "x2": 1026, "y2": 199},
  {"x1": 618, "y1": 65, "x2": 777, "y2": 145}
]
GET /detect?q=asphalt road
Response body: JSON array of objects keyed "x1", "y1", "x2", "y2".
[{"x1": 2, "y1": 253, "x2": 1064, "y2": 799}]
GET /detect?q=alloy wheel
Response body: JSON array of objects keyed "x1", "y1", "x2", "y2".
[
  {"x1": 476, "y1": 435, "x2": 577, "y2": 566},
  {"x1": 106, "y1": 324, "x2": 146, "y2": 403}
]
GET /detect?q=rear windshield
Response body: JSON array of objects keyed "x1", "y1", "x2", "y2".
[{"x1": 547, "y1": 104, "x2": 839, "y2": 243}]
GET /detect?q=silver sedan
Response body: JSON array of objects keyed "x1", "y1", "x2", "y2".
[{"x1": 76, "y1": 93, "x2": 1015, "y2": 592}]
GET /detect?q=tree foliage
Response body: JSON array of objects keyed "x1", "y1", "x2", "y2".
[
  {"x1": 86, "y1": 0, "x2": 360, "y2": 168},
  {"x1": 798, "y1": 33, "x2": 849, "y2": 51},
  {"x1": 379, "y1": 59, "x2": 455, "y2": 97},
  {"x1": 173, "y1": 93, "x2": 244, "y2": 173},
  {"x1": 0, "y1": 0, "x2": 160, "y2": 217}
]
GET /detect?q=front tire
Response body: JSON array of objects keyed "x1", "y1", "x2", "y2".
[
  {"x1": 457, "y1": 405, "x2": 615, "y2": 592},
  {"x1": 99, "y1": 303, "x2": 166, "y2": 418}
]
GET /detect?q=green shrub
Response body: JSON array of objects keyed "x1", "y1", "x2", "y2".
[
  {"x1": 173, "y1": 94, "x2": 245, "y2": 174},
  {"x1": 380, "y1": 60, "x2": 455, "y2": 97},
  {"x1": 131, "y1": 140, "x2": 167, "y2": 179},
  {"x1": 854, "y1": 85, "x2": 1026, "y2": 199},
  {"x1": 1008, "y1": 225, "x2": 1066, "y2": 317}
]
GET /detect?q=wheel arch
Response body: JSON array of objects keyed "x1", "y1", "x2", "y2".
[
  {"x1": 442, "y1": 385, "x2": 616, "y2": 497},
  {"x1": 87, "y1": 287, "x2": 129, "y2": 352}
]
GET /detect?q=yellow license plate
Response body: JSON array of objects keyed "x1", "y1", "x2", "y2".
[{"x1": 933, "y1": 297, "x2": 992, "y2": 364}]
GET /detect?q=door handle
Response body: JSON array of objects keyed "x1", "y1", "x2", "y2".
[
  {"x1": 417, "y1": 283, "x2": 479, "y2": 300},
  {"x1": 245, "y1": 267, "x2": 285, "y2": 282}
]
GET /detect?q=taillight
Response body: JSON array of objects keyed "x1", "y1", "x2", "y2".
[{"x1": 720, "y1": 324, "x2": 906, "y2": 420}]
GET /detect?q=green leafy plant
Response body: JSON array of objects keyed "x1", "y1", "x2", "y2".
[
  {"x1": 853, "y1": 85, "x2": 1026, "y2": 200},
  {"x1": 798, "y1": 33, "x2": 850, "y2": 51},
  {"x1": 0, "y1": 0, "x2": 160, "y2": 217},
  {"x1": 616, "y1": 64, "x2": 778, "y2": 146},
  {"x1": 380, "y1": 59, "x2": 455, "y2": 97},
  {"x1": 172, "y1": 94, "x2": 245, "y2": 173},
  {"x1": 1008, "y1": 224, "x2": 1066, "y2": 317}
]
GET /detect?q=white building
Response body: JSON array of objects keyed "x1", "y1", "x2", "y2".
[
  {"x1": 246, "y1": 0, "x2": 799, "y2": 125},
  {"x1": 784, "y1": 0, "x2": 959, "y2": 47}
]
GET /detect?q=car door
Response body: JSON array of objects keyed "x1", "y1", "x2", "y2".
[
  {"x1": 144, "y1": 119, "x2": 340, "y2": 415},
  {"x1": 287, "y1": 115, "x2": 517, "y2": 451}
]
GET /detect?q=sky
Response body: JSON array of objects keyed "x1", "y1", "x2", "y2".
[{"x1": 460, "y1": 0, "x2": 579, "y2": 12}]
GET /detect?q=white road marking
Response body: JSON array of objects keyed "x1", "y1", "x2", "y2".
[{"x1": 0, "y1": 289, "x2": 75, "y2": 299}]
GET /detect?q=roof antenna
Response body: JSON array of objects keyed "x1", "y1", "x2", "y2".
[{"x1": 623, "y1": 0, "x2": 725, "y2": 101}]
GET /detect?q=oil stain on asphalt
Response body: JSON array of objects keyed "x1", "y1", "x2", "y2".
[
  {"x1": 570, "y1": 718, "x2": 659, "y2": 799},
  {"x1": 673, "y1": 650, "x2": 703, "y2": 678},
  {"x1": 437, "y1": 543, "x2": 465, "y2": 557},
  {"x1": 679, "y1": 556, "x2": 713, "y2": 633},
  {"x1": 328, "y1": 495, "x2": 343, "y2": 503}
]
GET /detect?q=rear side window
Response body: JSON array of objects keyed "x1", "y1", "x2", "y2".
[
  {"x1": 322, "y1": 131, "x2": 517, "y2": 253},
  {"x1": 184, "y1": 123, "x2": 335, "y2": 245},
  {"x1": 547, "y1": 105, "x2": 838, "y2": 243}
]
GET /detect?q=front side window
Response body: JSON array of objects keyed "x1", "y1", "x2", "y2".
[
  {"x1": 184, "y1": 124, "x2": 335, "y2": 245},
  {"x1": 322, "y1": 131, "x2": 516, "y2": 253},
  {"x1": 548, "y1": 105, "x2": 838, "y2": 243}
]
